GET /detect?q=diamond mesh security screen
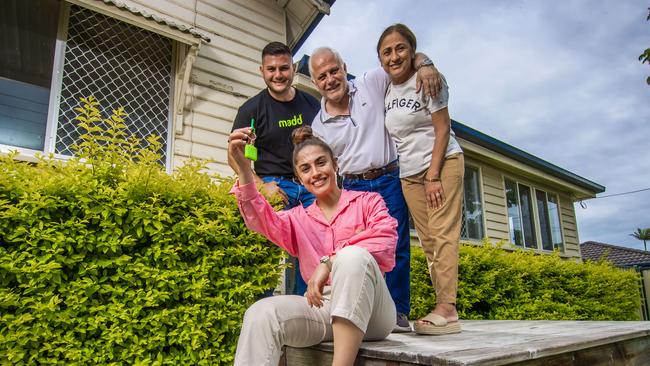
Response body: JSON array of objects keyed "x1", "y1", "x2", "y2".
[{"x1": 56, "y1": 5, "x2": 172, "y2": 162}]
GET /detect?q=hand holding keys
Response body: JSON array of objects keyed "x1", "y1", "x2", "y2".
[{"x1": 244, "y1": 118, "x2": 258, "y2": 161}]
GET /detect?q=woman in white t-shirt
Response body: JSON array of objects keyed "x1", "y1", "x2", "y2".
[{"x1": 377, "y1": 23, "x2": 465, "y2": 335}]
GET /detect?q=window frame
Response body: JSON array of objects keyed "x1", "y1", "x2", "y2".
[
  {"x1": 535, "y1": 188, "x2": 565, "y2": 252},
  {"x1": 42, "y1": 1, "x2": 70, "y2": 159},
  {"x1": 407, "y1": 163, "x2": 487, "y2": 244},
  {"x1": 461, "y1": 163, "x2": 486, "y2": 242},
  {"x1": 0, "y1": 0, "x2": 199, "y2": 172},
  {"x1": 503, "y1": 175, "x2": 566, "y2": 253}
]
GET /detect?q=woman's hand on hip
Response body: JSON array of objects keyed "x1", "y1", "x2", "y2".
[
  {"x1": 306, "y1": 263, "x2": 330, "y2": 308},
  {"x1": 425, "y1": 180, "x2": 445, "y2": 210}
]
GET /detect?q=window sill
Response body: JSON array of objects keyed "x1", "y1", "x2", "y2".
[
  {"x1": 501, "y1": 243, "x2": 570, "y2": 258},
  {"x1": 0, "y1": 145, "x2": 71, "y2": 164},
  {"x1": 1, "y1": 145, "x2": 43, "y2": 164}
]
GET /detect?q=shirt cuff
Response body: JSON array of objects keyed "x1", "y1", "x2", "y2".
[{"x1": 229, "y1": 180, "x2": 259, "y2": 201}]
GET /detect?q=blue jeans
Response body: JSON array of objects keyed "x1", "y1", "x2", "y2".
[
  {"x1": 261, "y1": 176, "x2": 314, "y2": 296},
  {"x1": 343, "y1": 169, "x2": 411, "y2": 315}
]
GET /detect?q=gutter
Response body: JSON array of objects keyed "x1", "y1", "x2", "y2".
[
  {"x1": 452, "y1": 120, "x2": 605, "y2": 194},
  {"x1": 291, "y1": 0, "x2": 336, "y2": 55}
]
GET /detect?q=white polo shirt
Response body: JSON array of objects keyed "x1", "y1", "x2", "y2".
[{"x1": 311, "y1": 68, "x2": 397, "y2": 175}]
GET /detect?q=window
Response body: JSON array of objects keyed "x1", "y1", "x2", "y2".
[
  {"x1": 408, "y1": 166, "x2": 486, "y2": 242},
  {"x1": 0, "y1": 0, "x2": 61, "y2": 150},
  {"x1": 518, "y1": 184, "x2": 537, "y2": 249},
  {"x1": 56, "y1": 5, "x2": 172, "y2": 161},
  {"x1": 505, "y1": 179, "x2": 524, "y2": 246},
  {"x1": 461, "y1": 166, "x2": 484, "y2": 240},
  {"x1": 1, "y1": 0, "x2": 175, "y2": 165},
  {"x1": 505, "y1": 178, "x2": 564, "y2": 251},
  {"x1": 536, "y1": 189, "x2": 564, "y2": 251}
]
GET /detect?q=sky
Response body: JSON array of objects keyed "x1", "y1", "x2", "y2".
[{"x1": 296, "y1": 0, "x2": 650, "y2": 250}]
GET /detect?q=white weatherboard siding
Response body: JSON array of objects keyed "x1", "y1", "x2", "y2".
[
  {"x1": 561, "y1": 196, "x2": 580, "y2": 258},
  {"x1": 116, "y1": 0, "x2": 282, "y2": 175},
  {"x1": 479, "y1": 163, "x2": 510, "y2": 242},
  {"x1": 111, "y1": 0, "x2": 322, "y2": 176}
]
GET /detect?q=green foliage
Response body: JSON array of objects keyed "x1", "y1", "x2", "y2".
[
  {"x1": 630, "y1": 227, "x2": 650, "y2": 251},
  {"x1": 0, "y1": 97, "x2": 283, "y2": 365},
  {"x1": 641, "y1": 7, "x2": 650, "y2": 85},
  {"x1": 410, "y1": 240, "x2": 641, "y2": 321}
]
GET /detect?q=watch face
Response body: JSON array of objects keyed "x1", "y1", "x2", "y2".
[{"x1": 320, "y1": 255, "x2": 330, "y2": 263}]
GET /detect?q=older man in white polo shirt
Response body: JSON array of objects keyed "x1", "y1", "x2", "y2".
[{"x1": 309, "y1": 46, "x2": 440, "y2": 332}]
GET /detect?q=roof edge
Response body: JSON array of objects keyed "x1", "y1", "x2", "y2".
[
  {"x1": 581, "y1": 241, "x2": 649, "y2": 255},
  {"x1": 452, "y1": 120, "x2": 605, "y2": 194},
  {"x1": 95, "y1": 0, "x2": 211, "y2": 43},
  {"x1": 291, "y1": 0, "x2": 336, "y2": 55}
]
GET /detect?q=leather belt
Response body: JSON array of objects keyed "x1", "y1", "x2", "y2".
[{"x1": 343, "y1": 161, "x2": 399, "y2": 180}]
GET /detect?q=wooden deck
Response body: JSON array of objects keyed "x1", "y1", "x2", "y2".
[{"x1": 282, "y1": 320, "x2": 650, "y2": 365}]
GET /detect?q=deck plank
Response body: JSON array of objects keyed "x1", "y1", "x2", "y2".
[{"x1": 284, "y1": 320, "x2": 650, "y2": 365}]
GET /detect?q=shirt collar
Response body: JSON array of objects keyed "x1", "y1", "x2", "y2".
[
  {"x1": 305, "y1": 189, "x2": 365, "y2": 224},
  {"x1": 318, "y1": 80, "x2": 357, "y2": 123}
]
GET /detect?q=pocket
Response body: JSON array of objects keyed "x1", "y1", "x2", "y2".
[
  {"x1": 402, "y1": 168, "x2": 427, "y2": 184},
  {"x1": 443, "y1": 154, "x2": 464, "y2": 177}
]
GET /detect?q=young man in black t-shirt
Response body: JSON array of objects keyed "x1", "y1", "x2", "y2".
[{"x1": 229, "y1": 42, "x2": 320, "y2": 295}]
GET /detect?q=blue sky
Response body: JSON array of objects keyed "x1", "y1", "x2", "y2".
[{"x1": 296, "y1": 0, "x2": 650, "y2": 249}]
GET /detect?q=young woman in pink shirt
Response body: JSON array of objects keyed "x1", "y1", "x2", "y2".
[{"x1": 228, "y1": 126, "x2": 398, "y2": 366}]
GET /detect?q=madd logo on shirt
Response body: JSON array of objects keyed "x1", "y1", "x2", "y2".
[{"x1": 278, "y1": 114, "x2": 303, "y2": 128}]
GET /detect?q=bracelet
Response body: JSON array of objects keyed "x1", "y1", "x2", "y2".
[{"x1": 424, "y1": 177, "x2": 441, "y2": 183}]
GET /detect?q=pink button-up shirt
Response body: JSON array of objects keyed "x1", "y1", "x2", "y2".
[{"x1": 230, "y1": 182, "x2": 397, "y2": 283}]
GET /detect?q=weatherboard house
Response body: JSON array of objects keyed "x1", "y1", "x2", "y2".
[
  {"x1": 2, "y1": 0, "x2": 604, "y2": 262},
  {"x1": 6, "y1": 1, "x2": 650, "y2": 365}
]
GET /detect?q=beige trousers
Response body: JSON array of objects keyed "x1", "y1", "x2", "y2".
[
  {"x1": 234, "y1": 246, "x2": 396, "y2": 366},
  {"x1": 400, "y1": 153, "x2": 464, "y2": 304}
]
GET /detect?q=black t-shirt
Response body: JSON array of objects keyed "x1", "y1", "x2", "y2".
[{"x1": 232, "y1": 88, "x2": 320, "y2": 177}]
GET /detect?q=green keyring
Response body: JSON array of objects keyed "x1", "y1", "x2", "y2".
[{"x1": 244, "y1": 118, "x2": 258, "y2": 161}]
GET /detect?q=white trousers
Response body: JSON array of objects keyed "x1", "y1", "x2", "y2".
[{"x1": 234, "y1": 246, "x2": 396, "y2": 366}]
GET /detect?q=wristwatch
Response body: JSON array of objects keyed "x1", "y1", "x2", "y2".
[
  {"x1": 417, "y1": 58, "x2": 434, "y2": 70},
  {"x1": 319, "y1": 255, "x2": 332, "y2": 269}
]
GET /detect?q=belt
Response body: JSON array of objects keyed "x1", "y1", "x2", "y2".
[{"x1": 343, "y1": 161, "x2": 399, "y2": 180}]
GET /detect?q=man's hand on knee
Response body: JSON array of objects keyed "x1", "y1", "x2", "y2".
[{"x1": 261, "y1": 181, "x2": 289, "y2": 205}]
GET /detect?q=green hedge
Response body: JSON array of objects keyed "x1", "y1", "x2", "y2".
[
  {"x1": 410, "y1": 241, "x2": 641, "y2": 321},
  {"x1": 0, "y1": 98, "x2": 283, "y2": 365},
  {"x1": 1, "y1": 98, "x2": 642, "y2": 363}
]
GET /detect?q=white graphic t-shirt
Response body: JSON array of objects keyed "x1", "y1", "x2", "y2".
[{"x1": 384, "y1": 73, "x2": 462, "y2": 178}]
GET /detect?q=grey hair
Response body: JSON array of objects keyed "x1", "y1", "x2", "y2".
[{"x1": 309, "y1": 47, "x2": 345, "y2": 78}]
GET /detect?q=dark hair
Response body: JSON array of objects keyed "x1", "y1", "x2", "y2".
[
  {"x1": 376, "y1": 23, "x2": 417, "y2": 57},
  {"x1": 291, "y1": 126, "x2": 335, "y2": 169},
  {"x1": 262, "y1": 41, "x2": 292, "y2": 59}
]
